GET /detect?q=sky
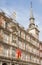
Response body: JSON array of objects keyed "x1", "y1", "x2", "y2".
[{"x1": 0, "y1": 0, "x2": 42, "y2": 41}]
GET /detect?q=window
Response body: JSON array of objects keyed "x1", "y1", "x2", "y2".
[
  {"x1": 37, "y1": 58, "x2": 39, "y2": 63},
  {"x1": 22, "y1": 41, "x2": 25, "y2": 50},
  {"x1": 37, "y1": 42, "x2": 39, "y2": 47},
  {"x1": 3, "y1": 33, "x2": 9, "y2": 43},
  {"x1": 21, "y1": 52, "x2": 26, "y2": 60},
  {"x1": 26, "y1": 44, "x2": 28, "y2": 51},
  {"x1": 2, "y1": 20, "x2": 5, "y2": 28},
  {"x1": 0, "y1": 30, "x2": 3, "y2": 40},
  {"x1": 12, "y1": 34, "x2": 17, "y2": 43},
  {"x1": 21, "y1": 31, "x2": 25, "y2": 39},
  {"x1": 12, "y1": 34, "x2": 18, "y2": 47},
  {"x1": 12, "y1": 49, "x2": 16, "y2": 58},
  {"x1": 19, "y1": 41, "x2": 25, "y2": 50},
  {"x1": 34, "y1": 57, "x2": 36, "y2": 62},
  {"x1": 36, "y1": 50, "x2": 39, "y2": 55},
  {"x1": 26, "y1": 44, "x2": 32, "y2": 52},
  {"x1": 33, "y1": 48, "x2": 36, "y2": 54},
  {"x1": 3, "y1": 47, "x2": 8, "y2": 57},
  {"x1": 28, "y1": 54, "x2": 30, "y2": 61},
  {"x1": 26, "y1": 35, "x2": 30, "y2": 41},
  {"x1": 6, "y1": 22, "x2": 13, "y2": 32},
  {"x1": 0, "y1": 45, "x2": 3, "y2": 55},
  {"x1": 19, "y1": 41, "x2": 22, "y2": 49},
  {"x1": 18, "y1": 30, "x2": 20, "y2": 37},
  {"x1": 26, "y1": 54, "x2": 30, "y2": 61},
  {"x1": 31, "y1": 56, "x2": 34, "y2": 62},
  {"x1": 26, "y1": 55, "x2": 28, "y2": 61}
]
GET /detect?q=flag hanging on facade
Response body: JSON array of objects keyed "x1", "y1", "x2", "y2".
[{"x1": 16, "y1": 49, "x2": 21, "y2": 59}]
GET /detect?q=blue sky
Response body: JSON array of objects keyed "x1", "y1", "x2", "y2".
[{"x1": 0, "y1": 0, "x2": 42, "y2": 41}]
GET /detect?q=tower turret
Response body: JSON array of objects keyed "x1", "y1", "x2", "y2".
[
  {"x1": 29, "y1": 2, "x2": 35, "y2": 29},
  {"x1": 28, "y1": 2, "x2": 40, "y2": 39}
]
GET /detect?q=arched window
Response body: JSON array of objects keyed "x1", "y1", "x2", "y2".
[{"x1": 2, "y1": 63, "x2": 7, "y2": 65}]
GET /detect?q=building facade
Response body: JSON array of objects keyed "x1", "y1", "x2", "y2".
[
  {"x1": 0, "y1": 3, "x2": 40, "y2": 65},
  {"x1": 40, "y1": 42, "x2": 42, "y2": 65}
]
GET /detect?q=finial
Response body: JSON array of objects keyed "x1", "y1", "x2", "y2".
[
  {"x1": 13, "y1": 12, "x2": 16, "y2": 18},
  {"x1": 12, "y1": 11, "x2": 16, "y2": 20}
]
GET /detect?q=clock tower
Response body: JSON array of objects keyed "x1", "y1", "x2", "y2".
[{"x1": 28, "y1": 2, "x2": 40, "y2": 39}]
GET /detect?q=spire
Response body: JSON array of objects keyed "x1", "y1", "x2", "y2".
[
  {"x1": 28, "y1": 2, "x2": 39, "y2": 39},
  {"x1": 29, "y1": 1, "x2": 35, "y2": 29},
  {"x1": 31, "y1": 1, "x2": 32, "y2": 8},
  {"x1": 29, "y1": 1, "x2": 34, "y2": 20}
]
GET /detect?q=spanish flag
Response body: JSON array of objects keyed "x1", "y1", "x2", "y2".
[{"x1": 16, "y1": 49, "x2": 21, "y2": 59}]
